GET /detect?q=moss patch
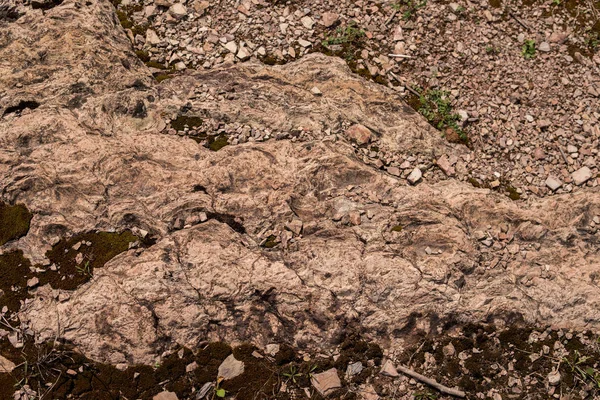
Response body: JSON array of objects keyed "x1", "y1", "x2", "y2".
[
  {"x1": 0, "y1": 202, "x2": 33, "y2": 245},
  {"x1": 39, "y1": 231, "x2": 138, "y2": 290},
  {"x1": 206, "y1": 134, "x2": 229, "y2": 151},
  {"x1": 261, "y1": 234, "x2": 279, "y2": 248},
  {"x1": 0, "y1": 250, "x2": 34, "y2": 312},
  {"x1": 170, "y1": 115, "x2": 204, "y2": 132}
]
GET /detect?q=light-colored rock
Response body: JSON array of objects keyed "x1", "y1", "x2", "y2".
[
  {"x1": 361, "y1": 384, "x2": 379, "y2": 400},
  {"x1": 547, "y1": 370, "x2": 561, "y2": 386},
  {"x1": 538, "y1": 42, "x2": 550, "y2": 52},
  {"x1": 223, "y1": 41, "x2": 238, "y2": 54},
  {"x1": 218, "y1": 354, "x2": 245, "y2": 380},
  {"x1": 345, "y1": 124, "x2": 371, "y2": 145},
  {"x1": 407, "y1": 167, "x2": 422, "y2": 184},
  {"x1": 311, "y1": 368, "x2": 341, "y2": 397},
  {"x1": 442, "y1": 342, "x2": 456, "y2": 357},
  {"x1": 346, "y1": 361, "x2": 363, "y2": 377},
  {"x1": 298, "y1": 39, "x2": 312, "y2": 48},
  {"x1": 572, "y1": 167, "x2": 592, "y2": 185},
  {"x1": 168, "y1": 3, "x2": 187, "y2": 18},
  {"x1": 380, "y1": 360, "x2": 398, "y2": 377},
  {"x1": 236, "y1": 47, "x2": 251, "y2": 61},
  {"x1": 0, "y1": 355, "x2": 16, "y2": 373},
  {"x1": 387, "y1": 166, "x2": 401, "y2": 176},
  {"x1": 146, "y1": 29, "x2": 162, "y2": 46},
  {"x1": 321, "y1": 12, "x2": 339, "y2": 28},
  {"x1": 436, "y1": 155, "x2": 455, "y2": 176},
  {"x1": 265, "y1": 344, "x2": 280, "y2": 356},
  {"x1": 153, "y1": 391, "x2": 179, "y2": 400},
  {"x1": 310, "y1": 86, "x2": 322, "y2": 96},
  {"x1": 27, "y1": 277, "x2": 39, "y2": 288},
  {"x1": 301, "y1": 16, "x2": 314, "y2": 29},
  {"x1": 545, "y1": 176, "x2": 562, "y2": 191}
]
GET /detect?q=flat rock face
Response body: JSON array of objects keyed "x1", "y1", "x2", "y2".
[{"x1": 1, "y1": 0, "x2": 600, "y2": 366}]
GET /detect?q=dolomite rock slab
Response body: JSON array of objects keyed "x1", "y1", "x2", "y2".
[{"x1": 0, "y1": 0, "x2": 599, "y2": 367}]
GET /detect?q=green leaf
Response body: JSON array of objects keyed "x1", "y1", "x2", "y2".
[
  {"x1": 586, "y1": 367, "x2": 596, "y2": 376},
  {"x1": 216, "y1": 388, "x2": 226, "y2": 398}
]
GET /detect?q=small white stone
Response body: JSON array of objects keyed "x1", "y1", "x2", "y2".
[
  {"x1": 545, "y1": 176, "x2": 562, "y2": 191},
  {"x1": 407, "y1": 167, "x2": 422, "y2": 185},
  {"x1": 571, "y1": 167, "x2": 592, "y2": 185},
  {"x1": 380, "y1": 360, "x2": 398, "y2": 377},
  {"x1": 538, "y1": 42, "x2": 551, "y2": 52},
  {"x1": 223, "y1": 41, "x2": 238, "y2": 54},
  {"x1": 310, "y1": 87, "x2": 322, "y2": 96},
  {"x1": 301, "y1": 16, "x2": 314, "y2": 29},
  {"x1": 169, "y1": 3, "x2": 187, "y2": 19}
]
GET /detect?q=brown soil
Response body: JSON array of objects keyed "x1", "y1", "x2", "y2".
[
  {"x1": 1, "y1": 322, "x2": 598, "y2": 399},
  {"x1": 0, "y1": 231, "x2": 140, "y2": 318}
]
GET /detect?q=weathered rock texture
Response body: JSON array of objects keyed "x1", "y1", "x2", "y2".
[{"x1": 1, "y1": 0, "x2": 599, "y2": 365}]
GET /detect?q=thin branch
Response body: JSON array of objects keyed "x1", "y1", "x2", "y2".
[{"x1": 395, "y1": 364, "x2": 466, "y2": 398}]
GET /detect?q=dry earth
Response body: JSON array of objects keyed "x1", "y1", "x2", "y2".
[{"x1": 0, "y1": 0, "x2": 600, "y2": 399}]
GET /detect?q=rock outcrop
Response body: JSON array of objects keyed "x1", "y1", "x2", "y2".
[{"x1": 1, "y1": 0, "x2": 599, "y2": 365}]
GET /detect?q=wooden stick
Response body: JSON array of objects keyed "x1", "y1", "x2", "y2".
[
  {"x1": 388, "y1": 71, "x2": 421, "y2": 97},
  {"x1": 557, "y1": 145, "x2": 570, "y2": 165},
  {"x1": 509, "y1": 12, "x2": 531, "y2": 31},
  {"x1": 395, "y1": 364, "x2": 466, "y2": 398},
  {"x1": 388, "y1": 53, "x2": 413, "y2": 58},
  {"x1": 385, "y1": 9, "x2": 397, "y2": 26}
]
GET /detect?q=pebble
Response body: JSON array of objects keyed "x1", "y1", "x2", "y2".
[
  {"x1": 545, "y1": 176, "x2": 562, "y2": 191},
  {"x1": 407, "y1": 167, "x2": 422, "y2": 185},
  {"x1": 153, "y1": 392, "x2": 179, "y2": 400},
  {"x1": 168, "y1": 3, "x2": 187, "y2": 19},
  {"x1": 218, "y1": 354, "x2": 245, "y2": 380},
  {"x1": 311, "y1": 368, "x2": 341, "y2": 396},
  {"x1": 571, "y1": 167, "x2": 592, "y2": 185},
  {"x1": 538, "y1": 42, "x2": 551, "y2": 52},
  {"x1": 321, "y1": 12, "x2": 339, "y2": 28},
  {"x1": 380, "y1": 360, "x2": 399, "y2": 377},
  {"x1": 345, "y1": 124, "x2": 372, "y2": 145},
  {"x1": 0, "y1": 355, "x2": 16, "y2": 373},
  {"x1": 310, "y1": 86, "x2": 322, "y2": 96},
  {"x1": 547, "y1": 370, "x2": 561, "y2": 386},
  {"x1": 346, "y1": 361, "x2": 363, "y2": 377},
  {"x1": 27, "y1": 277, "x2": 39, "y2": 288}
]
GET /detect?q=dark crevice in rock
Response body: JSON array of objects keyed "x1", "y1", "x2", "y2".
[
  {"x1": 2, "y1": 101, "x2": 40, "y2": 117},
  {"x1": 30, "y1": 0, "x2": 64, "y2": 10},
  {"x1": 0, "y1": 3, "x2": 22, "y2": 21}
]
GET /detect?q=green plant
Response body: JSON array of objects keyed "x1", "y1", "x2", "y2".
[
  {"x1": 322, "y1": 23, "x2": 365, "y2": 46},
  {"x1": 414, "y1": 87, "x2": 467, "y2": 142},
  {"x1": 214, "y1": 377, "x2": 227, "y2": 398},
  {"x1": 485, "y1": 45, "x2": 499, "y2": 55},
  {"x1": 401, "y1": 0, "x2": 427, "y2": 20},
  {"x1": 283, "y1": 365, "x2": 302, "y2": 383},
  {"x1": 551, "y1": 0, "x2": 561, "y2": 5},
  {"x1": 585, "y1": 31, "x2": 599, "y2": 50},
  {"x1": 563, "y1": 350, "x2": 600, "y2": 389},
  {"x1": 76, "y1": 261, "x2": 91, "y2": 276},
  {"x1": 521, "y1": 39, "x2": 536, "y2": 59},
  {"x1": 414, "y1": 390, "x2": 438, "y2": 400},
  {"x1": 306, "y1": 364, "x2": 318, "y2": 379}
]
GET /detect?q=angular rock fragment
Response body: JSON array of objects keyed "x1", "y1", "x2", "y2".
[{"x1": 311, "y1": 368, "x2": 341, "y2": 397}]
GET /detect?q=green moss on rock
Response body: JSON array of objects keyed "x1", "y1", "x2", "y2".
[{"x1": 0, "y1": 203, "x2": 33, "y2": 245}]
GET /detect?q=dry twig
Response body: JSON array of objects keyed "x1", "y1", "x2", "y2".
[{"x1": 395, "y1": 364, "x2": 466, "y2": 398}]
